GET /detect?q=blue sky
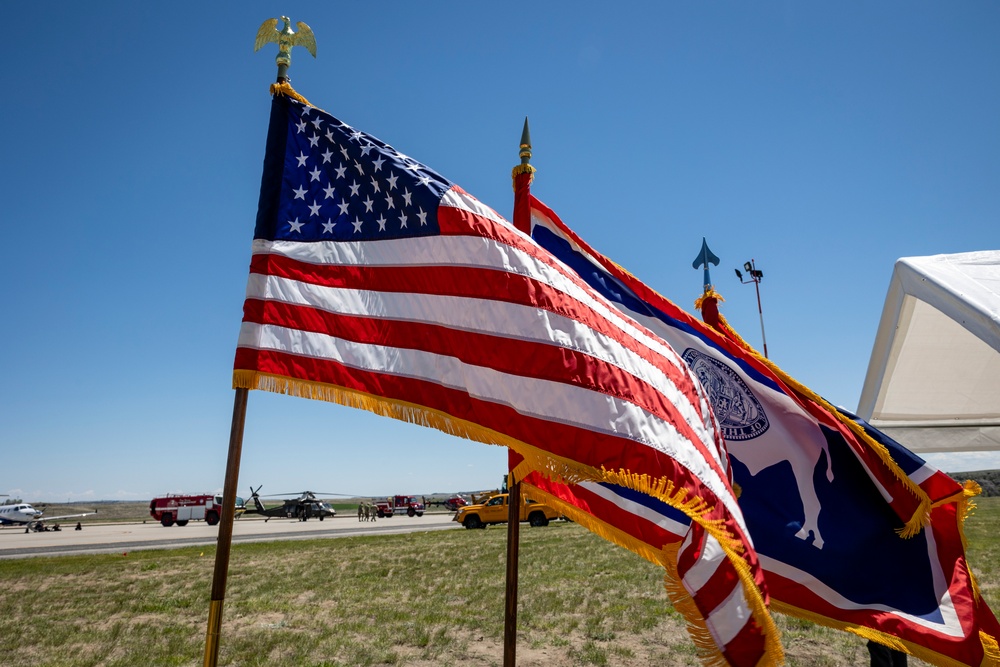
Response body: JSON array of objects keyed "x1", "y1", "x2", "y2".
[{"x1": 3, "y1": 3, "x2": 998, "y2": 503}]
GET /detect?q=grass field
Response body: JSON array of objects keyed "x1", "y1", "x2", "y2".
[{"x1": 1, "y1": 498, "x2": 997, "y2": 667}]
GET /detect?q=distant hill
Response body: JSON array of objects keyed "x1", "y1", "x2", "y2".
[{"x1": 948, "y1": 469, "x2": 1000, "y2": 497}]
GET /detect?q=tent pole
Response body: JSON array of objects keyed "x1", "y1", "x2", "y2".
[{"x1": 203, "y1": 387, "x2": 249, "y2": 667}]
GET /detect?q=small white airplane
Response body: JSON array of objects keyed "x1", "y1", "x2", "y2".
[{"x1": 0, "y1": 499, "x2": 96, "y2": 532}]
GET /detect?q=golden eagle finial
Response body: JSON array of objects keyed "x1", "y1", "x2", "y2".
[{"x1": 254, "y1": 16, "x2": 317, "y2": 80}]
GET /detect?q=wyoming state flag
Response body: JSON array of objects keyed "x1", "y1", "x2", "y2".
[{"x1": 523, "y1": 194, "x2": 1000, "y2": 667}]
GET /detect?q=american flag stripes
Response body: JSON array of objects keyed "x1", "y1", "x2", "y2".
[{"x1": 235, "y1": 90, "x2": 781, "y2": 667}]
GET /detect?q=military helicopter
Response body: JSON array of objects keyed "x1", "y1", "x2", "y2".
[{"x1": 244, "y1": 486, "x2": 347, "y2": 522}]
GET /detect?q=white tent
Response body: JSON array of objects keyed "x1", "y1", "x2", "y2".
[{"x1": 857, "y1": 250, "x2": 1000, "y2": 454}]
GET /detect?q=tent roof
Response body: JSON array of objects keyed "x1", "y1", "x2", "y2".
[{"x1": 857, "y1": 251, "x2": 1000, "y2": 453}]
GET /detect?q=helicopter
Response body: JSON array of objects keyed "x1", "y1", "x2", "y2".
[{"x1": 244, "y1": 486, "x2": 346, "y2": 522}]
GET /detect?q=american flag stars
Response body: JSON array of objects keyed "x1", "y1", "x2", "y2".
[{"x1": 272, "y1": 99, "x2": 449, "y2": 242}]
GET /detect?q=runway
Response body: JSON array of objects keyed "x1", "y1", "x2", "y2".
[{"x1": 0, "y1": 512, "x2": 462, "y2": 559}]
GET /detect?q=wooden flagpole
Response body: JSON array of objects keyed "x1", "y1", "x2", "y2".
[
  {"x1": 503, "y1": 118, "x2": 534, "y2": 667},
  {"x1": 503, "y1": 476, "x2": 522, "y2": 667},
  {"x1": 202, "y1": 387, "x2": 249, "y2": 667},
  {"x1": 204, "y1": 18, "x2": 319, "y2": 665}
]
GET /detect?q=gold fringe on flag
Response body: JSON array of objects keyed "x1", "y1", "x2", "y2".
[
  {"x1": 956, "y1": 481, "x2": 985, "y2": 602},
  {"x1": 694, "y1": 288, "x2": 725, "y2": 311},
  {"x1": 235, "y1": 369, "x2": 783, "y2": 666},
  {"x1": 269, "y1": 81, "x2": 313, "y2": 107},
  {"x1": 773, "y1": 598, "x2": 1000, "y2": 667},
  {"x1": 514, "y1": 471, "x2": 783, "y2": 667},
  {"x1": 511, "y1": 163, "x2": 536, "y2": 189}
]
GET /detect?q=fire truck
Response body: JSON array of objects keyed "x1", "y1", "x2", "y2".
[
  {"x1": 148, "y1": 494, "x2": 240, "y2": 527},
  {"x1": 374, "y1": 495, "x2": 425, "y2": 518}
]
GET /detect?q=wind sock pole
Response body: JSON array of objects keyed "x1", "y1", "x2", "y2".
[{"x1": 504, "y1": 117, "x2": 534, "y2": 667}]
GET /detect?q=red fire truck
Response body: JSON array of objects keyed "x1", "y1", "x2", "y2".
[
  {"x1": 374, "y1": 495, "x2": 425, "y2": 518},
  {"x1": 148, "y1": 494, "x2": 238, "y2": 527}
]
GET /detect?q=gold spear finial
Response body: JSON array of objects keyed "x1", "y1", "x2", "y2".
[
  {"x1": 512, "y1": 117, "x2": 536, "y2": 186},
  {"x1": 254, "y1": 16, "x2": 317, "y2": 82}
]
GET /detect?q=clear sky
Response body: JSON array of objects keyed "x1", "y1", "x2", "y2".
[{"x1": 3, "y1": 3, "x2": 998, "y2": 503}]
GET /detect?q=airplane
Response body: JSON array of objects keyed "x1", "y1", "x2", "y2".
[{"x1": 0, "y1": 498, "x2": 97, "y2": 532}]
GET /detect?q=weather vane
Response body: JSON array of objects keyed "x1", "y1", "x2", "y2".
[{"x1": 254, "y1": 16, "x2": 317, "y2": 82}]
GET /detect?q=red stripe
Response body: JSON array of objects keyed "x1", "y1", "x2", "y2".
[
  {"x1": 435, "y1": 202, "x2": 712, "y2": 415},
  {"x1": 234, "y1": 346, "x2": 739, "y2": 531},
  {"x1": 691, "y1": 555, "x2": 741, "y2": 620},
  {"x1": 242, "y1": 297, "x2": 716, "y2": 468},
  {"x1": 762, "y1": 566, "x2": 974, "y2": 657},
  {"x1": 250, "y1": 239, "x2": 708, "y2": 423},
  {"x1": 522, "y1": 471, "x2": 684, "y2": 549},
  {"x1": 760, "y1": 501, "x2": 996, "y2": 665},
  {"x1": 676, "y1": 522, "x2": 704, "y2": 578},
  {"x1": 721, "y1": 616, "x2": 766, "y2": 667}
]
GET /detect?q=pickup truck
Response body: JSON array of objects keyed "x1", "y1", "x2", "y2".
[{"x1": 452, "y1": 492, "x2": 561, "y2": 529}]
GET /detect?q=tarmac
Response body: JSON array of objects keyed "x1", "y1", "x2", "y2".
[{"x1": 0, "y1": 512, "x2": 461, "y2": 559}]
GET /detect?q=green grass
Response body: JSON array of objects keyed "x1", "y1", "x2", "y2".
[{"x1": 0, "y1": 498, "x2": 997, "y2": 666}]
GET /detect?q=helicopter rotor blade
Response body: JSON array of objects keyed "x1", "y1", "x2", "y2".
[{"x1": 259, "y1": 491, "x2": 357, "y2": 498}]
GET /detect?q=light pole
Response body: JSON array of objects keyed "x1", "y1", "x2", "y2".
[{"x1": 735, "y1": 259, "x2": 768, "y2": 358}]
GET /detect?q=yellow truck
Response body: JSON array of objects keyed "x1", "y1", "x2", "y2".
[{"x1": 452, "y1": 492, "x2": 561, "y2": 529}]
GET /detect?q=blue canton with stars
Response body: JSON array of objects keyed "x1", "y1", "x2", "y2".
[{"x1": 254, "y1": 95, "x2": 452, "y2": 242}]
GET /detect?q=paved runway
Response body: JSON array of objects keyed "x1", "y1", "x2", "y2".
[{"x1": 0, "y1": 512, "x2": 462, "y2": 559}]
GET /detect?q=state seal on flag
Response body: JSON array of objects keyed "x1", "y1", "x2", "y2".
[{"x1": 682, "y1": 349, "x2": 769, "y2": 441}]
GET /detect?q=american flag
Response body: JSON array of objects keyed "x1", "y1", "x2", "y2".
[
  {"x1": 523, "y1": 194, "x2": 1000, "y2": 667},
  {"x1": 234, "y1": 91, "x2": 781, "y2": 667}
]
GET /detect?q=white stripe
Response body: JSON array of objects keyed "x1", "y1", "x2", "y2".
[
  {"x1": 257, "y1": 230, "x2": 720, "y2": 443},
  {"x1": 252, "y1": 233, "x2": 695, "y2": 394},
  {"x1": 678, "y1": 531, "x2": 749, "y2": 647},
  {"x1": 527, "y1": 210, "x2": 721, "y2": 458},
  {"x1": 238, "y1": 321, "x2": 743, "y2": 523},
  {"x1": 906, "y1": 463, "x2": 936, "y2": 486},
  {"x1": 578, "y1": 481, "x2": 690, "y2": 537},
  {"x1": 681, "y1": 530, "x2": 726, "y2": 594},
  {"x1": 245, "y1": 272, "x2": 721, "y2": 463},
  {"x1": 440, "y1": 186, "x2": 509, "y2": 228},
  {"x1": 705, "y1": 584, "x2": 752, "y2": 647},
  {"x1": 758, "y1": 525, "x2": 963, "y2": 637}
]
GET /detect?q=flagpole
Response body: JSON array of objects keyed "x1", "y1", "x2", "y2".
[
  {"x1": 204, "y1": 19, "x2": 318, "y2": 665},
  {"x1": 503, "y1": 118, "x2": 535, "y2": 667},
  {"x1": 202, "y1": 387, "x2": 249, "y2": 667},
  {"x1": 503, "y1": 474, "x2": 521, "y2": 667}
]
